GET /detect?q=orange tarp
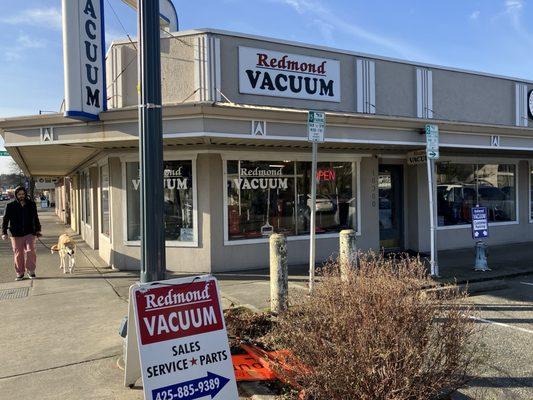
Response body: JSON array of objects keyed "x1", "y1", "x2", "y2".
[{"x1": 232, "y1": 354, "x2": 277, "y2": 381}]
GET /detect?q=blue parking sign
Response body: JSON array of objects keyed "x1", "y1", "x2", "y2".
[{"x1": 471, "y1": 207, "x2": 489, "y2": 239}]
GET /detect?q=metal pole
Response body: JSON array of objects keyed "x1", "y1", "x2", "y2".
[
  {"x1": 309, "y1": 141, "x2": 318, "y2": 293},
  {"x1": 138, "y1": 0, "x2": 166, "y2": 283},
  {"x1": 427, "y1": 157, "x2": 438, "y2": 276}
]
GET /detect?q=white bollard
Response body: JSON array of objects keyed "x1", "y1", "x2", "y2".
[
  {"x1": 270, "y1": 233, "x2": 288, "y2": 313},
  {"x1": 339, "y1": 229, "x2": 357, "y2": 280}
]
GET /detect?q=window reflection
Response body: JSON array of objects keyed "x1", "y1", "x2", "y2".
[
  {"x1": 126, "y1": 160, "x2": 194, "y2": 242},
  {"x1": 227, "y1": 160, "x2": 356, "y2": 240},
  {"x1": 437, "y1": 163, "x2": 515, "y2": 226}
]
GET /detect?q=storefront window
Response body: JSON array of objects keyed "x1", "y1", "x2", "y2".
[
  {"x1": 437, "y1": 162, "x2": 516, "y2": 226},
  {"x1": 530, "y1": 165, "x2": 533, "y2": 221},
  {"x1": 126, "y1": 160, "x2": 195, "y2": 242},
  {"x1": 100, "y1": 165, "x2": 110, "y2": 237},
  {"x1": 226, "y1": 160, "x2": 356, "y2": 241},
  {"x1": 82, "y1": 172, "x2": 91, "y2": 224}
]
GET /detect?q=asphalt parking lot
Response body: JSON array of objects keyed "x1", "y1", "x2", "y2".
[{"x1": 453, "y1": 277, "x2": 533, "y2": 399}]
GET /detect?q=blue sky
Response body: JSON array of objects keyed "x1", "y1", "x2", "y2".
[{"x1": 0, "y1": 0, "x2": 533, "y2": 171}]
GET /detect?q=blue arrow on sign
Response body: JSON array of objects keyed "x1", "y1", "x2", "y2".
[{"x1": 152, "y1": 372, "x2": 230, "y2": 400}]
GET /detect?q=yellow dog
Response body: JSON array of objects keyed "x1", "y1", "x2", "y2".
[{"x1": 51, "y1": 234, "x2": 76, "y2": 274}]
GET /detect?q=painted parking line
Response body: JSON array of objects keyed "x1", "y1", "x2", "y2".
[
  {"x1": 520, "y1": 282, "x2": 533, "y2": 287},
  {"x1": 468, "y1": 316, "x2": 533, "y2": 335}
]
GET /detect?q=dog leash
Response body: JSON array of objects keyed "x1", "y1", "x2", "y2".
[{"x1": 37, "y1": 236, "x2": 54, "y2": 251}]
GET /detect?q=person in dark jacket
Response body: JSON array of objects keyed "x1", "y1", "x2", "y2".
[{"x1": 2, "y1": 186, "x2": 42, "y2": 281}]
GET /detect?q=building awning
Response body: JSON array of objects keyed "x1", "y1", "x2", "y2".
[{"x1": 3, "y1": 102, "x2": 533, "y2": 176}]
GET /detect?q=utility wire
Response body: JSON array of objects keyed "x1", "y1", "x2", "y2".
[
  {"x1": 105, "y1": 0, "x2": 137, "y2": 50},
  {"x1": 104, "y1": 2, "x2": 195, "y2": 98}
]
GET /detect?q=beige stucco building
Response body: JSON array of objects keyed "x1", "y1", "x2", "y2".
[{"x1": 1, "y1": 29, "x2": 533, "y2": 272}]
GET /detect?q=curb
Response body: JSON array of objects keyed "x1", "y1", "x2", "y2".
[
  {"x1": 425, "y1": 279, "x2": 510, "y2": 296},
  {"x1": 238, "y1": 382, "x2": 277, "y2": 399},
  {"x1": 439, "y1": 269, "x2": 533, "y2": 286}
]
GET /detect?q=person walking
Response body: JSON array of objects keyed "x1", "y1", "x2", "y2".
[{"x1": 2, "y1": 186, "x2": 42, "y2": 281}]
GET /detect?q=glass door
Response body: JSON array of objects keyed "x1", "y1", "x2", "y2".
[{"x1": 379, "y1": 165, "x2": 403, "y2": 249}]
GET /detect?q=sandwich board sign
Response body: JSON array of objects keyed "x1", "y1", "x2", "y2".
[
  {"x1": 471, "y1": 206, "x2": 489, "y2": 240},
  {"x1": 124, "y1": 275, "x2": 238, "y2": 400}
]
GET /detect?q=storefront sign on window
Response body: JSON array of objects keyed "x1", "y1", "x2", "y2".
[
  {"x1": 131, "y1": 167, "x2": 190, "y2": 191},
  {"x1": 316, "y1": 169, "x2": 336, "y2": 181},
  {"x1": 234, "y1": 167, "x2": 288, "y2": 190},
  {"x1": 239, "y1": 47, "x2": 340, "y2": 102},
  {"x1": 126, "y1": 161, "x2": 195, "y2": 242}
]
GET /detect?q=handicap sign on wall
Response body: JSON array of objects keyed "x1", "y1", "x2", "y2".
[{"x1": 471, "y1": 206, "x2": 489, "y2": 240}]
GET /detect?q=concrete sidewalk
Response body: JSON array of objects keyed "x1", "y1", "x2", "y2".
[
  {"x1": 0, "y1": 211, "x2": 261, "y2": 399},
  {"x1": 2, "y1": 211, "x2": 533, "y2": 399},
  {"x1": 0, "y1": 211, "x2": 144, "y2": 400}
]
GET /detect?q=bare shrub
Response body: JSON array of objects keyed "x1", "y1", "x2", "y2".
[{"x1": 267, "y1": 252, "x2": 479, "y2": 400}]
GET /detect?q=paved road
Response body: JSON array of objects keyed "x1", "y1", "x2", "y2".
[{"x1": 453, "y1": 277, "x2": 533, "y2": 399}]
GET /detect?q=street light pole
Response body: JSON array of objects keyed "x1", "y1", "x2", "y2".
[{"x1": 138, "y1": 0, "x2": 166, "y2": 283}]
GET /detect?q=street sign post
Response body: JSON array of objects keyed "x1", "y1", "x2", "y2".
[
  {"x1": 425, "y1": 124, "x2": 439, "y2": 277},
  {"x1": 425, "y1": 124, "x2": 439, "y2": 160},
  {"x1": 0, "y1": 150, "x2": 9, "y2": 157},
  {"x1": 307, "y1": 111, "x2": 325, "y2": 293},
  {"x1": 138, "y1": 0, "x2": 166, "y2": 283},
  {"x1": 125, "y1": 275, "x2": 239, "y2": 399},
  {"x1": 471, "y1": 206, "x2": 489, "y2": 239}
]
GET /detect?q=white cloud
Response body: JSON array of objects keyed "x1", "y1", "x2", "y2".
[
  {"x1": 1, "y1": 7, "x2": 62, "y2": 31},
  {"x1": 504, "y1": 0, "x2": 524, "y2": 29},
  {"x1": 17, "y1": 34, "x2": 46, "y2": 49},
  {"x1": 1, "y1": 33, "x2": 47, "y2": 62},
  {"x1": 274, "y1": 0, "x2": 431, "y2": 62},
  {"x1": 505, "y1": 0, "x2": 523, "y2": 12},
  {"x1": 470, "y1": 10, "x2": 480, "y2": 20}
]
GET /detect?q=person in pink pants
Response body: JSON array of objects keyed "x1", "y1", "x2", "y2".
[
  {"x1": 2, "y1": 186, "x2": 41, "y2": 280},
  {"x1": 10, "y1": 234, "x2": 37, "y2": 277}
]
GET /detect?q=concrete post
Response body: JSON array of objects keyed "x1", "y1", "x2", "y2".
[
  {"x1": 339, "y1": 229, "x2": 357, "y2": 280},
  {"x1": 270, "y1": 234, "x2": 288, "y2": 313}
]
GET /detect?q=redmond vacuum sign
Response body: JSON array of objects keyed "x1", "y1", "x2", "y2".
[{"x1": 239, "y1": 47, "x2": 340, "y2": 102}]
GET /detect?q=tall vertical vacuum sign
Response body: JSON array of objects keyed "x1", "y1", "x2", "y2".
[{"x1": 62, "y1": 0, "x2": 106, "y2": 121}]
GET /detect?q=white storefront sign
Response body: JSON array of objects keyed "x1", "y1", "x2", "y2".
[
  {"x1": 35, "y1": 177, "x2": 59, "y2": 190},
  {"x1": 131, "y1": 167, "x2": 190, "y2": 191},
  {"x1": 239, "y1": 47, "x2": 340, "y2": 102},
  {"x1": 62, "y1": 0, "x2": 106, "y2": 121},
  {"x1": 407, "y1": 149, "x2": 427, "y2": 165},
  {"x1": 234, "y1": 167, "x2": 288, "y2": 190},
  {"x1": 127, "y1": 276, "x2": 238, "y2": 400}
]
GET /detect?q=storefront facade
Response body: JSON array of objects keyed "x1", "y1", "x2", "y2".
[{"x1": 1, "y1": 29, "x2": 533, "y2": 272}]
